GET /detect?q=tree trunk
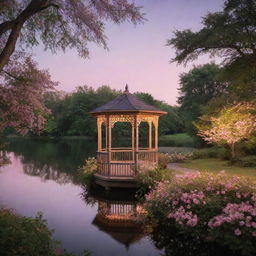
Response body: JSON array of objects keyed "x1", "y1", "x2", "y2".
[
  {"x1": 230, "y1": 142, "x2": 236, "y2": 159},
  {"x1": 0, "y1": 21, "x2": 24, "y2": 71},
  {"x1": 0, "y1": 0, "x2": 57, "y2": 71}
]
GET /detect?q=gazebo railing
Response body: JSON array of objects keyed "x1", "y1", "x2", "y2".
[{"x1": 96, "y1": 149, "x2": 158, "y2": 178}]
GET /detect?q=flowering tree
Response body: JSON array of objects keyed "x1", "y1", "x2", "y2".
[
  {"x1": 0, "y1": 0, "x2": 143, "y2": 134},
  {"x1": 197, "y1": 103, "x2": 256, "y2": 159},
  {"x1": 0, "y1": 52, "x2": 57, "y2": 134},
  {"x1": 0, "y1": 0, "x2": 143, "y2": 71}
]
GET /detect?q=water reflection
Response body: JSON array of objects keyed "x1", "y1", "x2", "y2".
[
  {"x1": 2, "y1": 137, "x2": 97, "y2": 184},
  {"x1": 82, "y1": 185, "x2": 147, "y2": 249},
  {"x1": 0, "y1": 138, "x2": 159, "y2": 255}
]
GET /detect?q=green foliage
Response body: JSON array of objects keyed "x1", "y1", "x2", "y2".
[
  {"x1": 0, "y1": 209, "x2": 60, "y2": 256},
  {"x1": 168, "y1": 152, "x2": 194, "y2": 163},
  {"x1": 135, "y1": 166, "x2": 174, "y2": 197},
  {"x1": 158, "y1": 153, "x2": 171, "y2": 169},
  {"x1": 159, "y1": 133, "x2": 197, "y2": 147},
  {"x1": 42, "y1": 86, "x2": 120, "y2": 136},
  {"x1": 42, "y1": 86, "x2": 184, "y2": 138},
  {"x1": 168, "y1": 0, "x2": 256, "y2": 98},
  {"x1": 234, "y1": 155, "x2": 256, "y2": 167},
  {"x1": 135, "y1": 92, "x2": 184, "y2": 135},
  {"x1": 192, "y1": 147, "x2": 230, "y2": 160},
  {"x1": 178, "y1": 64, "x2": 226, "y2": 134},
  {"x1": 77, "y1": 157, "x2": 98, "y2": 185}
]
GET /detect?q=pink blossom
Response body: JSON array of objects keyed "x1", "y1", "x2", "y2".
[{"x1": 234, "y1": 228, "x2": 241, "y2": 236}]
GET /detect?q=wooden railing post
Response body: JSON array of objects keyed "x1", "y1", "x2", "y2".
[
  {"x1": 107, "y1": 115, "x2": 112, "y2": 177},
  {"x1": 148, "y1": 121, "x2": 152, "y2": 149},
  {"x1": 135, "y1": 116, "x2": 139, "y2": 172}
]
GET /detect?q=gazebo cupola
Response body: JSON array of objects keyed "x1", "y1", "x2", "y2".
[{"x1": 89, "y1": 85, "x2": 166, "y2": 188}]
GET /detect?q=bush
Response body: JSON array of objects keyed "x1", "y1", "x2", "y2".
[
  {"x1": 235, "y1": 155, "x2": 256, "y2": 167},
  {"x1": 135, "y1": 166, "x2": 174, "y2": 197},
  {"x1": 77, "y1": 157, "x2": 97, "y2": 185},
  {"x1": 159, "y1": 133, "x2": 197, "y2": 147},
  {"x1": 168, "y1": 152, "x2": 193, "y2": 163},
  {"x1": 144, "y1": 171, "x2": 256, "y2": 255},
  {"x1": 0, "y1": 209, "x2": 68, "y2": 256},
  {"x1": 160, "y1": 148, "x2": 230, "y2": 165},
  {"x1": 158, "y1": 153, "x2": 171, "y2": 168},
  {"x1": 192, "y1": 147, "x2": 230, "y2": 160}
]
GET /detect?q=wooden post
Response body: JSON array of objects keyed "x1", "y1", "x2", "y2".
[
  {"x1": 97, "y1": 118, "x2": 102, "y2": 151},
  {"x1": 154, "y1": 118, "x2": 159, "y2": 150},
  {"x1": 135, "y1": 116, "x2": 139, "y2": 171},
  {"x1": 131, "y1": 119, "x2": 135, "y2": 161},
  {"x1": 105, "y1": 123, "x2": 107, "y2": 151},
  {"x1": 148, "y1": 121, "x2": 152, "y2": 149},
  {"x1": 106, "y1": 115, "x2": 112, "y2": 176}
]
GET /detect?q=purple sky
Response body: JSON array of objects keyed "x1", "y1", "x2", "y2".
[{"x1": 34, "y1": 0, "x2": 224, "y2": 105}]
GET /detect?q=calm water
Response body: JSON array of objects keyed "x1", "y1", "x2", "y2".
[{"x1": 0, "y1": 138, "x2": 160, "y2": 256}]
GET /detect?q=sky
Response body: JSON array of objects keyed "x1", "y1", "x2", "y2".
[{"x1": 34, "y1": 0, "x2": 224, "y2": 105}]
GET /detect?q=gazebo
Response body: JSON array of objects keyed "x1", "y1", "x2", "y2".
[{"x1": 89, "y1": 85, "x2": 166, "y2": 187}]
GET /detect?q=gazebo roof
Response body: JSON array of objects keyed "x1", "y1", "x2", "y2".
[{"x1": 89, "y1": 85, "x2": 166, "y2": 115}]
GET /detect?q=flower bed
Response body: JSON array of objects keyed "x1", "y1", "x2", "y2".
[{"x1": 144, "y1": 171, "x2": 256, "y2": 255}]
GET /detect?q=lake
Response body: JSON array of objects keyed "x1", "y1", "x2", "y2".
[{"x1": 0, "y1": 138, "x2": 161, "y2": 256}]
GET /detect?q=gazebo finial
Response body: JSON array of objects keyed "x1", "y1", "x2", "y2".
[{"x1": 124, "y1": 84, "x2": 129, "y2": 93}]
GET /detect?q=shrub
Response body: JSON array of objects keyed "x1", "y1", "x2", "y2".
[
  {"x1": 0, "y1": 208, "x2": 91, "y2": 256},
  {"x1": 144, "y1": 171, "x2": 256, "y2": 255},
  {"x1": 235, "y1": 155, "x2": 256, "y2": 167},
  {"x1": 135, "y1": 166, "x2": 175, "y2": 197},
  {"x1": 192, "y1": 147, "x2": 230, "y2": 160},
  {"x1": 168, "y1": 152, "x2": 193, "y2": 163},
  {"x1": 77, "y1": 157, "x2": 97, "y2": 185},
  {"x1": 158, "y1": 153, "x2": 171, "y2": 168}
]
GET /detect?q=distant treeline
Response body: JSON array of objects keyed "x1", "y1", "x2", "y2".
[{"x1": 39, "y1": 86, "x2": 184, "y2": 138}]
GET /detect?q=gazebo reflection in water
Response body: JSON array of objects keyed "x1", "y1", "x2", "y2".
[
  {"x1": 89, "y1": 85, "x2": 166, "y2": 188},
  {"x1": 85, "y1": 186, "x2": 146, "y2": 248}
]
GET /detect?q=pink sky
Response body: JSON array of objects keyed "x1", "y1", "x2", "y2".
[{"x1": 33, "y1": 0, "x2": 224, "y2": 105}]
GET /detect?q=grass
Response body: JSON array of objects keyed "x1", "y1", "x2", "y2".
[
  {"x1": 179, "y1": 158, "x2": 256, "y2": 179},
  {"x1": 159, "y1": 133, "x2": 197, "y2": 147}
]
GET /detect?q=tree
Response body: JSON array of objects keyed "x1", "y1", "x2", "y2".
[
  {"x1": 0, "y1": 0, "x2": 143, "y2": 135},
  {"x1": 42, "y1": 86, "x2": 183, "y2": 137},
  {"x1": 0, "y1": 0, "x2": 143, "y2": 71},
  {"x1": 135, "y1": 92, "x2": 184, "y2": 134},
  {"x1": 178, "y1": 63, "x2": 227, "y2": 133},
  {"x1": 196, "y1": 102, "x2": 256, "y2": 159},
  {"x1": 168, "y1": 0, "x2": 256, "y2": 96},
  {"x1": 0, "y1": 52, "x2": 57, "y2": 134}
]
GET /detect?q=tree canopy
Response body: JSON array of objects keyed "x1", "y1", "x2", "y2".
[
  {"x1": 0, "y1": 0, "x2": 143, "y2": 134},
  {"x1": 168, "y1": 0, "x2": 256, "y2": 94},
  {"x1": 0, "y1": 0, "x2": 143, "y2": 71},
  {"x1": 0, "y1": 52, "x2": 57, "y2": 134},
  {"x1": 196, "y1": 102, "x2": 256, "y2": 158},
  {"x1": 178, "y1": 63, "x2": 227, "y2": 133},
  {"x1": 41, "y1": 86, "x2": 183, "y2": 137}
]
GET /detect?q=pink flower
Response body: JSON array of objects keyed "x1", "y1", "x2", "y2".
[
  {"x1": 193, "y1": 199, "x2": 199, "y2": 204},
  {"x1": 239, "y1": 221, "x2": 245, "y2": 226},
  {"x1": 234, "y1": 228, "x2": 241, "y2": 236}
]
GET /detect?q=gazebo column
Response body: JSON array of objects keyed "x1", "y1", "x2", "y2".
[
  {"x1": 135, "y1": 116, "x2": 139, "y2": 171},
  {"x1": 148, "y1": 121, "x2": 152, "y2": 149},
  {"x1": 154, "y1": 118, "x2": 159, "y2": 150},
  {"x1": 131, "y1": 121, "x2": 135, "y2": 161},
  {"x1": 97, "y1": 118, "x2": 102, "y2": 151},
  {"x1": 106, "y1": 115, "x2": 112, "y2": 176}
]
